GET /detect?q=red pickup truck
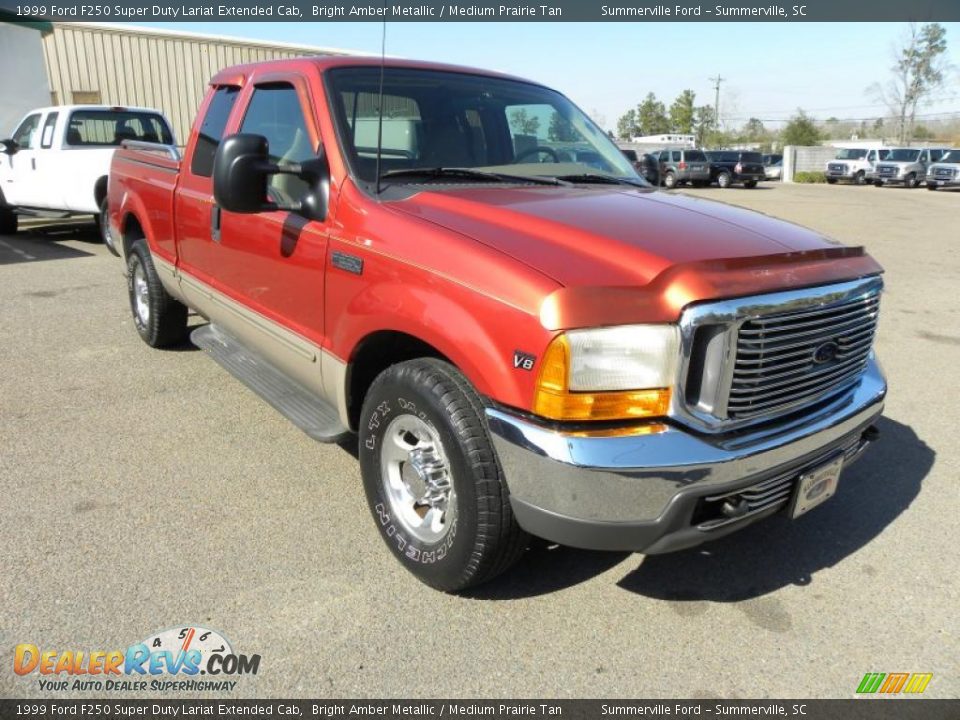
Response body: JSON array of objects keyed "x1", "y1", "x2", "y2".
[{"x1": 108, "y1": 57, "x2": 886, "y2": 591}]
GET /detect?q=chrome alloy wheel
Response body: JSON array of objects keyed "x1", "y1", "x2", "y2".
[
  {"x1": 132, "y1": 261, "x2": 150, "y2": 326},
  {"x1": 379, "y1": 414, "x2": 456, "y2": 544}
]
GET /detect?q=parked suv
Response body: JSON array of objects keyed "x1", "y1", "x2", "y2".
[
  {"x1": 621, "y1": 148, "x2": 659, "y2": 185},
  {"x1": 656, "y1": 148, "x2": 710, "y2": 188},
  {"x1": 825, "y1": 148, "x2": 889, "y2": 185},
  {"x1": 925, "y1": 149, "x2": 960, "y2": 190},
  {"x1": 705, "y1": 150, "x2": 765, "y2": 188},
  {"x1": 873, "y1": 148, "x2": 949, "y2": 188}
]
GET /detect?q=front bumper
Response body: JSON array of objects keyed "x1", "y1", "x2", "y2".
[{"x1": 487, "y1": 358, "x2": 886, "y2": 553}]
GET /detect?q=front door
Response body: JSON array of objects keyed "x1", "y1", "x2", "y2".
[
  {"x1": 215, "y1": 78, "x2": 329, "y2": 350},
  {"x1": 2, "y1": 112, "x2": 42, "y2": 207}
]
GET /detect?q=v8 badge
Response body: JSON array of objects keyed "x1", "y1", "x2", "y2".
[{"x1": 513, "y1": 350, "x2": 536, "y2": 371}]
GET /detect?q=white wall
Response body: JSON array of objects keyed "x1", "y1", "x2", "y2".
[{"x1": 0, "y1": 24, "x2": 51, "y2": 137}]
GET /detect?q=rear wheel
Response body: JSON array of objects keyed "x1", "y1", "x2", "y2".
[
  {"x1": 743, "y1": 180, "x2": 758, "y2": 189},
  {"x1": 98, "y1": 198, "x2": 119, "y2": 256},
  {"x1": 663, "y1": 171, "x2": 677, "y2": 189},
  {"x1": 717, "y1": 171, "x2": 732, "y2": 189},
  {"x1": 359, "y1": 358, "x2": 528, "y2": 592},
  {"x1": 0, "y1": 207, "x2": 16, "y2": 235},
  {"x1": 126, "y1": 239, "x2": 188, "y2": 348}
]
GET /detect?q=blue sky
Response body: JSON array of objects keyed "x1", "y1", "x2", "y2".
[{"x1": 139, "y1": 21, "x2": 960, "y2": 132}]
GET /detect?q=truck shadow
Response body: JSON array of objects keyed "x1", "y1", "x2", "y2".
[
  {"x1": 468, "y1": 416, "x2": 930, "y2": 601},
  {"x1": 616, "y1": 416, "x2": 931, "y2": 602},
  {"x1": 0, "y1": 221, "x2": 100, "y2": 265}
]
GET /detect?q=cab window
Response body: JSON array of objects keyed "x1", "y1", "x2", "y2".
[
  {"x1": 12, "y1": 113, "x2": 41, "y2": 149},
  {"x1": 40, "y1": 112, "x2": 59, "y2": 149},
  {"x1": 239, "y1": 83, "x2": 315, "y2": 204}
]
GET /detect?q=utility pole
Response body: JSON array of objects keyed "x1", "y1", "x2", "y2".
[{"x1": 709, "y1": 74, "x2": 725, "y2": 130}]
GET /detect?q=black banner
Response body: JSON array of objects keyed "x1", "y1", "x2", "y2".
[
  {"x1": 1, "y1": 700, "x2": 958, "y2": 720},
  {"x1": 2, "y1": 0, "x2": 960, "y2": 22}
]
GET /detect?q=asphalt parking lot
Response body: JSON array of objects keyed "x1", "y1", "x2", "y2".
[{"x1": 1, "y1": 183, "x2": 957, "y2": 699}]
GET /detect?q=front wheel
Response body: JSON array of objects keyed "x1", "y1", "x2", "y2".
[
  {"x1": 854, "y1": 171, "x2": 866, "y2": 185},
  {"x1": 0, "y1": 207, "x2": 16, "y2": 235},
  {"x1": 716, "y1": 171, "x2": 732, "y2": 188},
  {"x1": 874, "y1": 180, "x2": 884, "y2": 187},
  {"x1": 98, "y1": 198, "x2": 119, "y2": 256},
  {"x1": 905, "y1": 172, "x2": 918, "y2": 188},
  {"x1": 359, "y1": 359, "x2": 528, "y2": 592},
  {"x1": 927, "y1": 183, "x2": 937, "y2": 191},
  {"x1": 126, "y1": 239, "x2": 188, "y2": 347}
]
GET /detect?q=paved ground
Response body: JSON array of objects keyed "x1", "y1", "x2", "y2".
[{"x1": 1, "y1": 183, "x2": 957, "y2": 700}]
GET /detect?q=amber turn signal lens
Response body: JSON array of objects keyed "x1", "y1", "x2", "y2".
[{"x1": 533, "y1": 334, "x2": 672, "y2": 422}]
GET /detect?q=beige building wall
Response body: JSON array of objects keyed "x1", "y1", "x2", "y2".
[
  {"x1": 41, "y1": 23, "x2": 358, "y2": 144},
  {"x1": 0, "y1": 22, "x2": 53, "y2": 136}
]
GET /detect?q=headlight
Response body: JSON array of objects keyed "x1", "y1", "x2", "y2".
[{"x1": 533, "y1": 325, "x2": 679, "y2": 422}]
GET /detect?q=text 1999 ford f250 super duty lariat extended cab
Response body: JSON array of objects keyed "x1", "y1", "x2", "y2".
[{"x1": 108, "y1": 57, "x2": 886, "y2": 591}]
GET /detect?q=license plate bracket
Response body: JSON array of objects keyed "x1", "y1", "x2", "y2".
[{"x1": 790, "y1": 454, "x2": 844, "y2": 519}]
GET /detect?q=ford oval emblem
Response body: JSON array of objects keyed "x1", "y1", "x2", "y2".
[{"x1": 813, "y1": 341, "x2": 840, "y2": 364}]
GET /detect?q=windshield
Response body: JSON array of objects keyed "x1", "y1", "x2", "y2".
[
  {"x1": 887, "y1": 149, "x2": 921, "y2": 162},
  {"x1": 835, "y1": 148, "x2": 867, "y2": 160},
  {"x1": 326, "y1": 67, "x2": 640, "y2": 185},
  {"x1": 939, "y1": 150, "x2": 960, "y2": 164},
  {"x1": 66, "y1": 110, "x2": 173, "y2": 146}
]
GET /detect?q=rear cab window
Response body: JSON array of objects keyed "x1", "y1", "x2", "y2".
[
  {"x1": 65, "y1": 110, "x2": 173, "y2": 147},
  {"x1": 40, "y1": 112, "x2": 59, "y2": 149}
]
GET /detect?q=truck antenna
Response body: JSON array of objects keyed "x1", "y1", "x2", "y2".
[{"x1": 374, "y1": 19, "x2": 386, "y2": 195}]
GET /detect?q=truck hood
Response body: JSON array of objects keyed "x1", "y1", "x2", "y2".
[{"x1": 389, "y1": 185, "x2": 850, "y2": 287}]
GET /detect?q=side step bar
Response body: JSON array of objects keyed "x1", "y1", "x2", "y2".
[{"x1": 191, "y1": 324, "x2": 351, "y2": 444}]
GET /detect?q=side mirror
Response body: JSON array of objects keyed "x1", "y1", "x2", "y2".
[
  {"x1": 1, "y1": 139, "x2": 20, "y2": 155},
  {"x1": 213, "y1": 133, "x2": 330, "y2": 221}
]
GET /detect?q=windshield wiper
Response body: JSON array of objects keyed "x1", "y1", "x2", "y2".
[
  {"x1": 379, "y1": 167, "x2": 567, "y2": 186},
  {"x1": 552, "y1": 173, "x2": 648, "y2": 187}
]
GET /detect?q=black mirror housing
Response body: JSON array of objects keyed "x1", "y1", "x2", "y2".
[
  {"x1": 213, "y1": 134, "x2": 272, "y2": 213},
  {"x1": 212, "y1": 133, "x2": 330, "y2": 221},
  {"x1": 1, "y1": 139, "x2": 20, "y2": 156}
]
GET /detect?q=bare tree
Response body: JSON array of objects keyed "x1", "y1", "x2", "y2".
[{"x1": 868, "y1": 23, "x2": 950, "y2": 144}]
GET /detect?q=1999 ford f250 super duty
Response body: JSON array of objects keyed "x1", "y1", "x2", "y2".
[{"x1": 109, "y1": 57, "x2": 886, "y2": 591}]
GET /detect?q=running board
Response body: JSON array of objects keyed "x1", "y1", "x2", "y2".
[{"x1": 190, "y1": 324, "x2": 351, "y2": 444}]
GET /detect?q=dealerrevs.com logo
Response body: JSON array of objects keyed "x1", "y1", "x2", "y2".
[{"x1": 13, "y1": 626, "x2": 260, "y2": 692}]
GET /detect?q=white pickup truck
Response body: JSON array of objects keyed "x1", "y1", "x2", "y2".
[{"x1": 0, "y1": 105, "x2": 175, "y2": 251}]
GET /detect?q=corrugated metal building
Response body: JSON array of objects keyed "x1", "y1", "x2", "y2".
[{"x1": 4, "y1": 21, "x2": 362, "y2": 142}]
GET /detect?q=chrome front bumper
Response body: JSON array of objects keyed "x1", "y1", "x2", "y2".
[{"x1": 487, "y1": 358, "x2": 886, "y2": 553}]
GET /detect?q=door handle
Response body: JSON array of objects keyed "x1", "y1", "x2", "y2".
[
  {"x1": 31, "y1": 158, "x2": 36, "y2": 171},
  {"x1": 211, "y1": 205, "x2": 221, "y2": 243}
]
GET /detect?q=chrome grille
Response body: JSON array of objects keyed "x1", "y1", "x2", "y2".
[
  {"x1": 934, "y1": 166, "x2": 956, "y2": 179},
  {"x1": 727, "y1": 291, "x2": 880, "y2": 419},
  {"x1": 877, "y1": 165, "x2": 897, "y2": 177},
  {"x1": 827, "y1": 163, "x2": 847, "y2": 174}
]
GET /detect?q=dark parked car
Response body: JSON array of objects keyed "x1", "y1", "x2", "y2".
[
  {"x1": 621, "y1": 148, "x2": 660, "y2": 185},
  {"x1": 705, "y1": 150, "x2": 766, "y2": 188}
]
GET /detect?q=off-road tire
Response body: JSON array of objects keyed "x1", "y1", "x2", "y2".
[
  {"x1": 98, "y1": 198, "x2": 119, "y2": 256},
  {"x1": 126, "y1": 239, "x2": 188, "y2": 348},
  {"x1": 0, "y1": 207, "x2": 16, "y2": 235},
  {"x1": 359, "y1": 358, "x2": 528, "y2": 592}
]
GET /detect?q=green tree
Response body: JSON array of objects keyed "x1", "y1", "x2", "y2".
[
  {"x1": 548, "y1": 111, "x2": 578, "y2": 142},
  {"x1": 693, "y1": 105, "x2": 716, "y2": 147},
  {"x1": 782, "y1": 109, "x2": 822, "y2": 146},
  {"x1": 742, "y1": 117, "x2": 766, "y2": 141},
  {"x1": 669, "y1": 90, "x2": 696, "y2": 134},
  {"x1": 616, "y1": 109, "x2": 638, "y2": 139},
  {"x1": 509, "y1": 108, "x2": 540, "y2": 136},
  {"x1": 636, "y1": 93, "x2": 670, "y2": 136}
]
